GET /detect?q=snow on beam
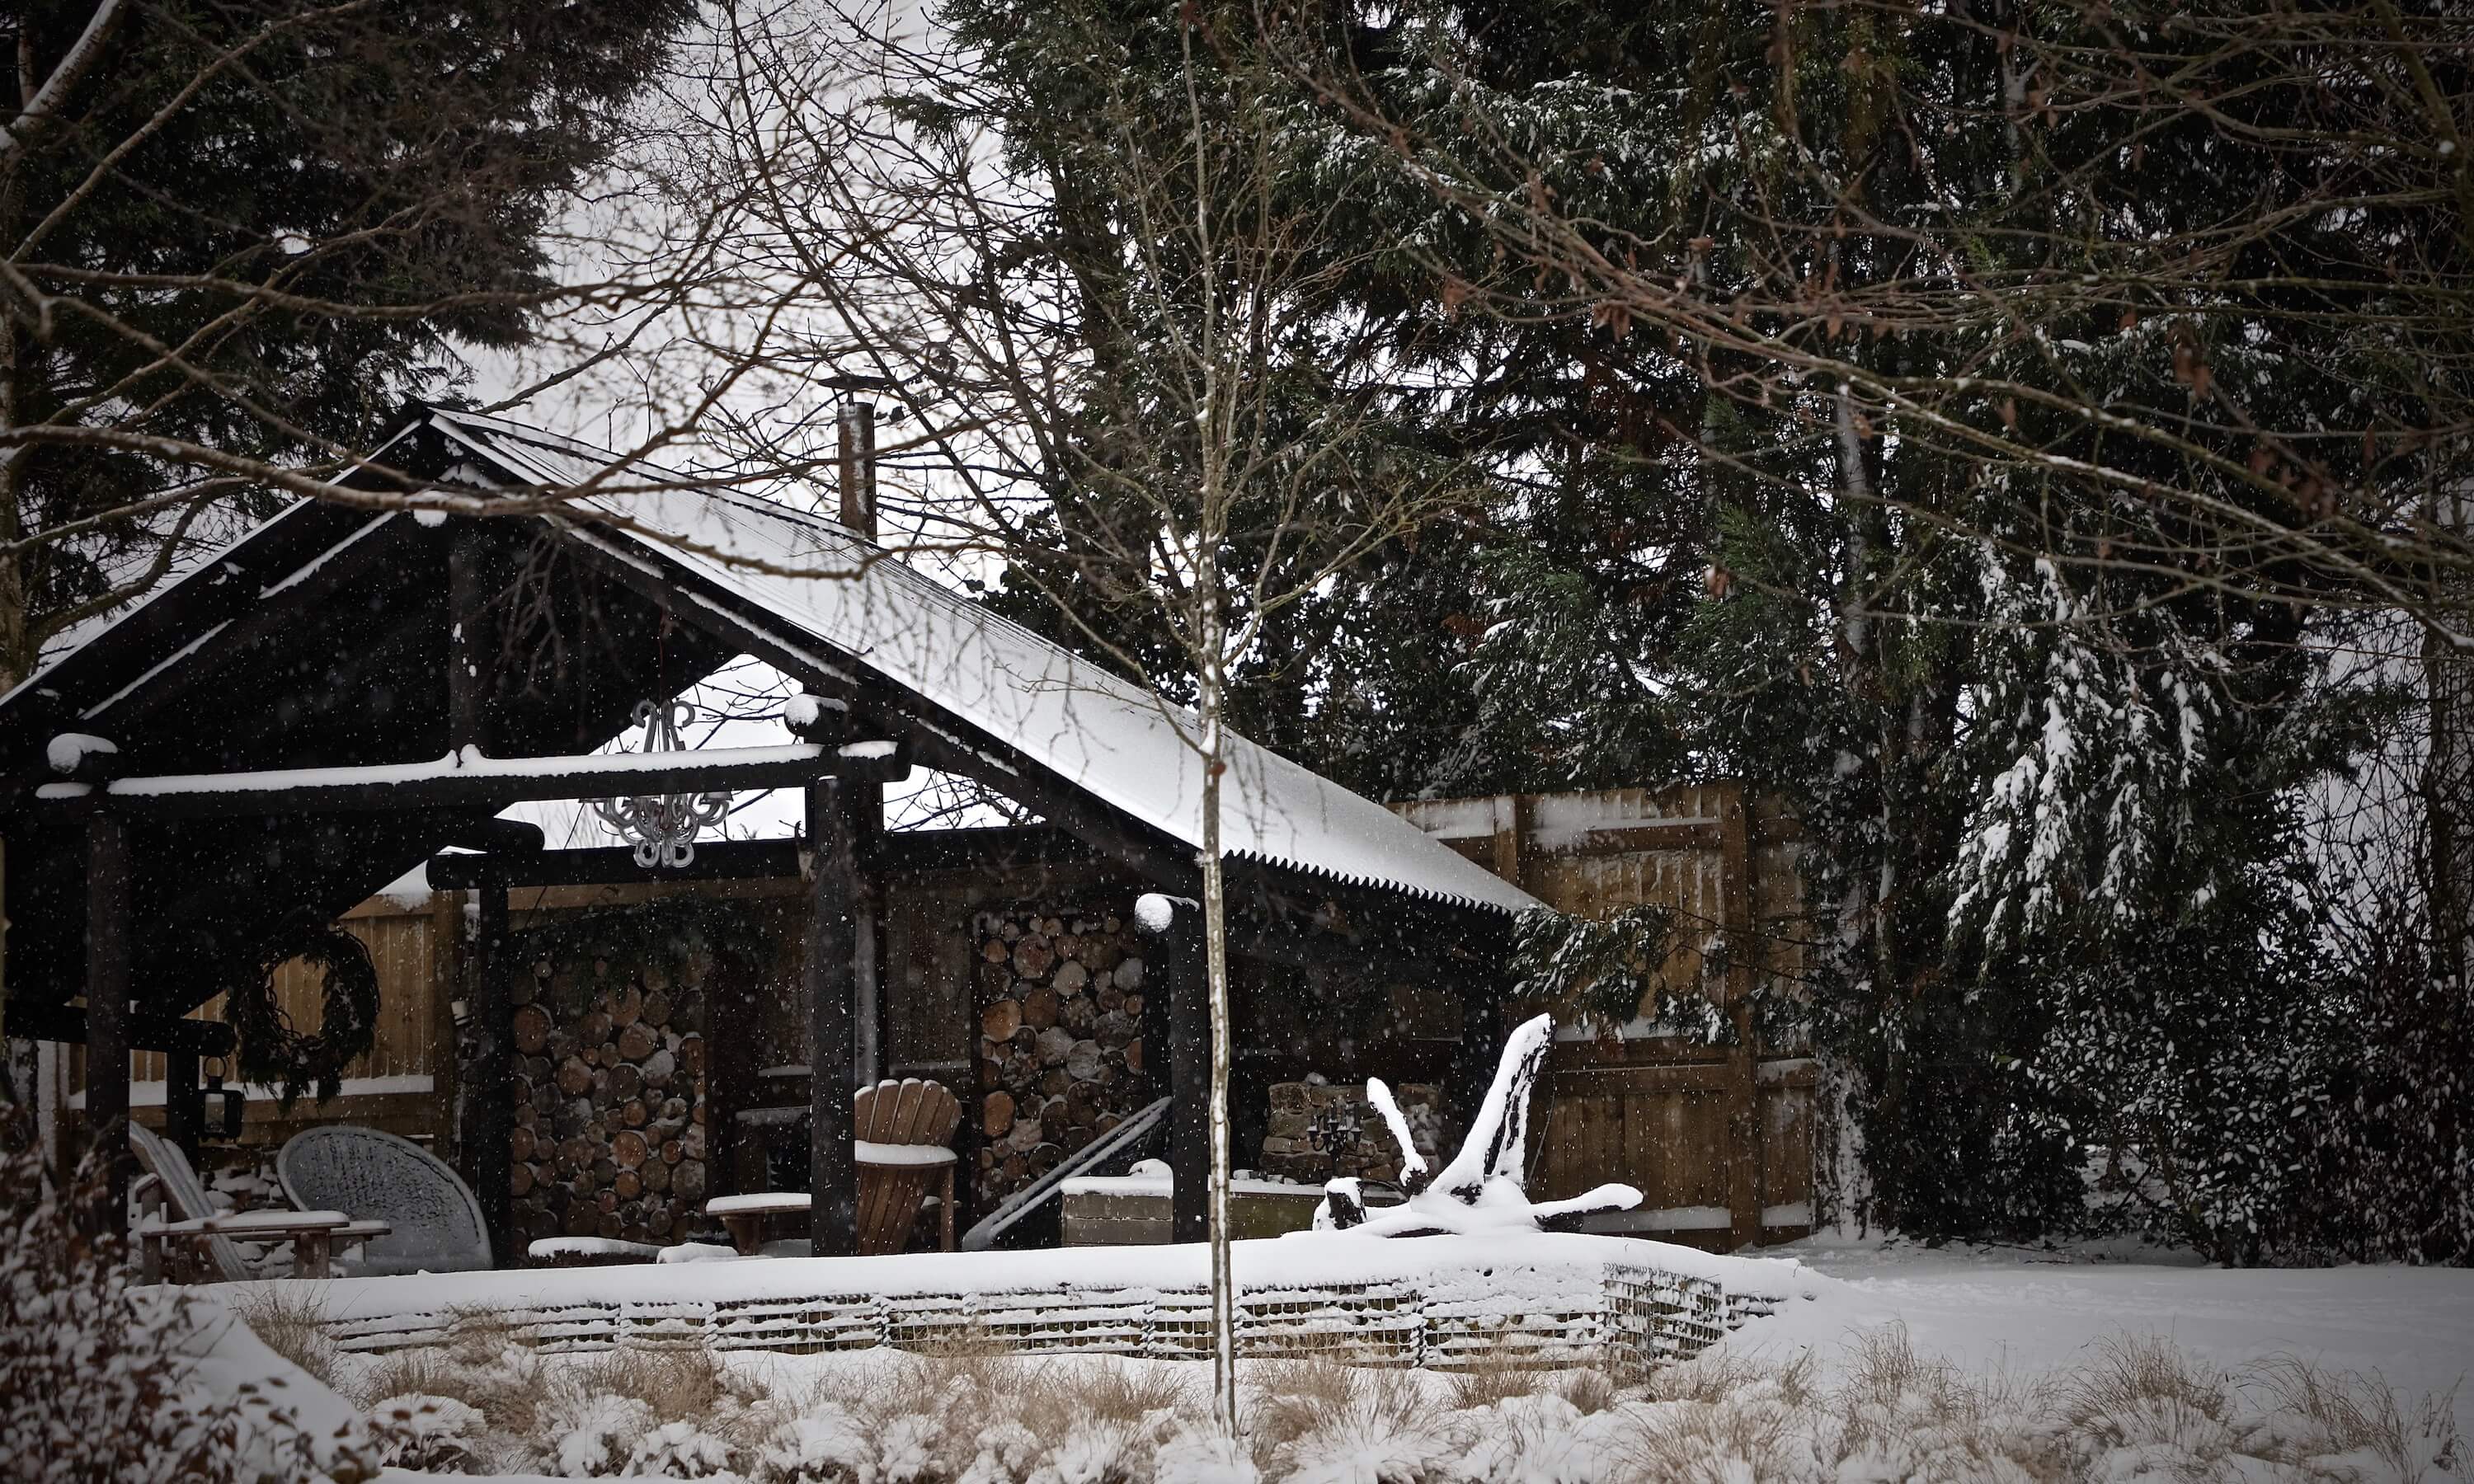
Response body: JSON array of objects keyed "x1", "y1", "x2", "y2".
[{"x1": 29, "y1": 741, "x2": 912, "y2": 816}]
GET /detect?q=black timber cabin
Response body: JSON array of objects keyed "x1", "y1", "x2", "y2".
[{"x1": 0, "y1": 406, "x2": 1542, "y2": 1264}]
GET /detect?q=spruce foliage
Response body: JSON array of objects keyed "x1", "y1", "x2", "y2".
[
  {"x1": 1, "y1": 0, "x2": 698, "y2": 682},
  {"x1": 930, "y1": 0, "x2": 2468, "y2": 1261}
]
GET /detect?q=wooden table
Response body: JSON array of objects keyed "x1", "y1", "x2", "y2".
[
  {"x1": 703, "y1": 1191, "x2": 811, "y2": 1255},
  {"x1": 138, "y1": 1209, "x2": 392, "y2": 1280}
]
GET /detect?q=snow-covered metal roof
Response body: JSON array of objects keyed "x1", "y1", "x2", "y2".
[{"x1": 423, "y1": 409, "x2": 1541, "y2": 916}]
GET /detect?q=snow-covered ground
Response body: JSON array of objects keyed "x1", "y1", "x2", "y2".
[
  {"x1": 1724, "y1": 1234, "x2": 2472, "y2": 1419},
  {"x1": 157, "y1": 1234, "x2": 2474, "y2": 1481}
]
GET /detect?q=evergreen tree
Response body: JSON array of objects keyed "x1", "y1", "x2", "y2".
[
  {"x1": 929, "y1": 0, "x2": 1713, "y2": 794},
  {"x1": 0, "y1": 0, "x2": 698, "y2": 686},
  {"x1": 901, "y1": 0, "x2": 2463, "y2": 1256},
  {"x1": 1296, "y1": 0, "x2": 2447, "y2": 1248}
]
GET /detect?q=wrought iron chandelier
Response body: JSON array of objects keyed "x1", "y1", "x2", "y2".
[{"x1": 590, "y1": 698, "x2": 731, "y2": 868}]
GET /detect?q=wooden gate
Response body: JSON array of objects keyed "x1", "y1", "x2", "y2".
[{"x1": 1391, "y1": 785, "x2": 1812, "y2": 1250}]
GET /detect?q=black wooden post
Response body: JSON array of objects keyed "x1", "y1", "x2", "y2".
[
  {"x1": 1140, "y1": 896, "x2": 1209, "y2": 1245},
  {"x1": 162, "y1": 1048, "x2": 202, "y2": 1161},
  {"x1": 448, "y1": 527, "x2": 514, "y2": 1262},
  {"x1": 85, "y1": 809, "x2": 134, "y2": 1228},
  {"x1": 807, "y1": 777, "x2": 860, "y2": 1255},
  {"x1": 469, "y1": 862, "x2": 515, "y2": 1266}
]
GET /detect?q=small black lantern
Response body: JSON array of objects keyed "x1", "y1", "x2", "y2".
[{"x1": 201, "y1": 1062, "x2": 246, "y2": 1140}]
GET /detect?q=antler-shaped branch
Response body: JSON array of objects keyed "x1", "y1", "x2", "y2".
[{"x1": 1317, "y1": 1012, "x2": 1640, "y2": 1237}]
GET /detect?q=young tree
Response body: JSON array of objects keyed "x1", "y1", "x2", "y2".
[{"x1": 632, "y1": 0, "x2": 1486, "y2": 1421}]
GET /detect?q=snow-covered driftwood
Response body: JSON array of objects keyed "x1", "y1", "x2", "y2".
[{"x1": 1315, "y1": 1013, "x2": 1641, "y2": 1237}]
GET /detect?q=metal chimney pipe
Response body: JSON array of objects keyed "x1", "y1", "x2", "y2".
[{"x1": 836, "y1": 401, "x2": 877, "y2": 538}]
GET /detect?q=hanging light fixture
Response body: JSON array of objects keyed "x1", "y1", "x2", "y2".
[{"x1": 590, "y1": 698, "x2": 731, "y2": 868}]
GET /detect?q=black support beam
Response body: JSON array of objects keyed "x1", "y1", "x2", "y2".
[
  {"x1": 807, "y1": 778, "x2": 861, "y2": 1255},
  {"x1": 5, "y1": 1003, "x2": 236, "y2": 1055},
  {"x1": 86, "y1": 810, "x2": 134, "y2": 1222},
  {"x1": 1140, "y1": 896, "x2": 1210, "y2": 1246},
  {"x1": 163, "y1": 1048, "x2": 202, "y2": 1161},
  {"x1": 447, "y1": 526, "x2": 493, "y2": 757},
  {"x1": 423, "y1": 825, "x2": 1092, "y2": 891},
  {"x1": 46, "y1": 742, "x2": 910, "y2": 819},
  {"x1": 430, "y1": 839, "x2": 802, "y2": 890},
  {"x1": 468, "y1": 861, "x2": 515, "y2": 1267}
]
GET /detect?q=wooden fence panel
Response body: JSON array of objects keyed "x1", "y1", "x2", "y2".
[
  {"x1": 87, "y1": 894, "x2": 454, "y2": 1152},
  {"x1": 1392, "y1": 785, "x2": 1810, "y2": 1250}
]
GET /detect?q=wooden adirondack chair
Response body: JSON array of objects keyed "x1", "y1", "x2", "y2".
[
  {"x1": 129, "y1": 1123, "x2": 385, "y2": 1283},
  {"x1": 854, "y1": 1078, "x2": 962, "y2": 1256},
  {"x1": 705, "y1": 1078, "x2": 962, "y2": 1256}
]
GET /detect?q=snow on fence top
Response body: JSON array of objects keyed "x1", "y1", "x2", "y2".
[
  {"x1": 425, "y1": 409, "x2": 1543, "y2": 917},
  {"x1": 236, "y1": 1231, "x2": 1818, "y2": 1376}
]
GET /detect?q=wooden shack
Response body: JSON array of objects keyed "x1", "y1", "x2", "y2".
[{"x1": 0, "y1": 406, "x2": 1539, "y2": 1263}]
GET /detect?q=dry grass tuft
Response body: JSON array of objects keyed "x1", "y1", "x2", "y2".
[
  {"x1": 1247, "y1": 1358, "x2": 1462, "y2": 1480},
  {"x1": 2251, "y1": 1354, "x2": 2463, "y2": 1479},
  {"x1": 306, "y1": 1318, "x2": 2462, "y2": 1482},
  {"x1": 229, "y1": 1285, "x2": 339, "y2": 1391},
  {"x1": 563, "y1": 1345, "x2": 765, "y2": 1426},
  {"x1": 1016, "y1": 1355, "x2": 1197, "y2": 1434},
  {"x1": 1832, "y1": 1325, "x2": 2062, "y2": 1470},
  {"x1": 351, "y1": 1313, "x2": 553, "y2": 1444},
  {"x1": 1446, "y1": 1353, "x2": 1620, "y2": 1415}
]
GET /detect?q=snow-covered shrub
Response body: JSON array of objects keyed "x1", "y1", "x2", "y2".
[
  {"x1": 756, "y1": 1398, "x2": 877, "y2": 1482},
  {"x1": 1152, "y1": 1425, "x2": 1258, "y2": 1484},
  {"x1": 626, "y1": 1417, "x2": 746, "y2": 1478},
  {"x1": 346, "y1": 1313, "x2": 554, "y2": 1472},
  {"x1": 544, "y1": 1391, "x2": 658, "y2": 1477},
  {"x1": 1602, "y1": 1350, "x2": 1832, "y2": 1483},
  {"x1": 1823, "y1": 1329, "x2": 2064, "y2": 1482},
  {"x1": 365, "y1": 1393, "x2": 485, "y2": 1472},
  {"x1": 309, "y1": 1327, "x2": 2464, "y2": 1483},
  {"x1": 343, "y1": 1316, "x2": 780, "y2": 1476},
  {"x1": 749, "y1": 1350, "x2": 1201, "y2": 1483},
  {"x1": 0, "y1": 1125, "x2": 374, "y2": 1482},
  {"x1": 2025, "y1": 899, "x2": 2353, "y2": 1265}
]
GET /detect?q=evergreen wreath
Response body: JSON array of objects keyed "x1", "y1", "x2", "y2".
[{"x1": 226, "y1": 926, "x2": 380, "y2": 1111}]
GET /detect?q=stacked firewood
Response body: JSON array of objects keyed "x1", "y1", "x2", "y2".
[
  {"x1": 974, "y1": 907, "x2": 1153, "y2": 1210},
  {"x1": 505, "y1": 962, "x2": 707, "y2": 1247},
  {"x1": 1258, "y1": 1080, "x2": 1443, "y2": 1186}
]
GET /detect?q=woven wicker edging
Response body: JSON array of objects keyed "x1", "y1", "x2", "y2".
[{"x1": 321, "y1": 1257, "x2": 1783, "y2": 1378}]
